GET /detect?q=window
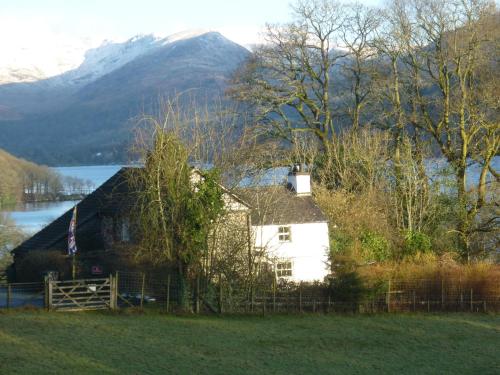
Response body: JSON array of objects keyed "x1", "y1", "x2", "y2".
[
  {"x1": 276, "y1": 260, "x2": 292, "y2": 277},
  {"x1": 278, "y1": 226, "x2": 291, "y2": 242},
  {"x1": 101, "y1": 217, "x2": 114, "y2": 247},
  {"x1": 121, "y1": 218, "x2": 130, "y2": 242}
]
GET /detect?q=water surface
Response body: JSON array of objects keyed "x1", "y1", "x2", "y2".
[{"x1": 4, "y1": 165, "x2": 122, "y2": 235}]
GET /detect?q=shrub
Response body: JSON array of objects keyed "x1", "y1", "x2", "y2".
[
  {"x1": 359, "y1": 231, "x2": 391, "y2": 262},
  {"x1": 402, "y1": 231, "x2": 432, "y2": 257},
  {"x1": 328, "y1": 256, "x2": 365, "y2": 311},
  {"x1": 329, "y1": 272, "x2": 365, "y2": 305},
  {"x1": 329, "y1": 231, "x2": 352, "y2": 257},
  {"x1": 16, "y1": 250, "x2": 69, "y2": 282}
]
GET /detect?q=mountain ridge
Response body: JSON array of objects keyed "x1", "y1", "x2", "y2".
[{"x1": 0, "y1": 31, "x2": 250, "y2": 165}]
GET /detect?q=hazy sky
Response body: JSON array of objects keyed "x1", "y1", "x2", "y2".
[
  {"x1": 0, "y1": 0, "x2": 384, "y2": 46},
  {"x1": 0, "y1": 0, "x2": 384, "y2": 75}
]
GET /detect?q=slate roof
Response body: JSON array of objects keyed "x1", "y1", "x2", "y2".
[
  {"x1": 11, "y1": 167, "x2": 135, "y2": 255},
  {"x1": 236, "y1": 186, "x2": 327, "y2": 226}
]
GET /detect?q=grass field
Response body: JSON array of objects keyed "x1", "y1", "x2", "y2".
[{"x1": 0, "y1": 311, "x2": 499, "y2": 374}]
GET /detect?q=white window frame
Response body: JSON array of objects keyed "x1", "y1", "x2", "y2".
[
  {"x1": 278, "y1": 226, "x2": 291, "y2": 242},
  {"x1": 276, "y1": 259, "x2": 293, "y2": 277}
]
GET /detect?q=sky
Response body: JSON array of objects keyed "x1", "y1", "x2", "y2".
[
  {"x1": 0, "y1": 0, "x2": 384, "y2": 45},
  {"x1": 0, "y1": 0, "x2": 383, "y2": 76}
]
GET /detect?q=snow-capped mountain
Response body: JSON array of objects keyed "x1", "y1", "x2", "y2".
[
  {"x1": 0, "y1": 37, "x2": 94, "y2": 85},
  {"x1": 0, "y1": 29, "x2": 223, "y2": 87},
  {"x1": 0, "y1": 31, "x2": 250, "y2": 165},
  {"x1": 57, "y1": 34, "x2": 165, "y2": 87}
]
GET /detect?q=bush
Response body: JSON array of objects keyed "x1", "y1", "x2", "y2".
[
  {"x1": 360, "y1": 231, "x2": 391, "y2": 262},
  {"x1": 328, "y1": 256, "x2": 365, "y2": 311},
  {"x1": 329, "y1": 271, "x2": 365, "y2": 306},
  {"x1": 402, "y1": 231, "x2": 432, "y2": 257},
  {"x1": 329, "y1": 231, "x2": 352, "y2": 256},
  {"x1": 16, "y1": 250, "x2": 69, "y2": 282}
]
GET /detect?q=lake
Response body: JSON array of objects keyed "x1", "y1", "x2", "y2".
[{"x1": 4, "y1": 165, "x2": 122, "y2": 234}]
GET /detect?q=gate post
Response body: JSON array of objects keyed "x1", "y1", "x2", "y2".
[
  {"x1": 47, "y1": 279, "x2": 53, "y2": 311},
  {"x1": 166, "y1": 274, "x2": 171, "y2": 314},
  {"x1": 110, "y1": 274, "x2": 117, "y2": 310}
]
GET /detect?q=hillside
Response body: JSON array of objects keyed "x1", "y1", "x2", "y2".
[
  {"x1": 0, "y1": 32, "x2": 250, "y2": 165},
  {"x1": 0, "y1": 148, "x2": 61, "y2": 207}
]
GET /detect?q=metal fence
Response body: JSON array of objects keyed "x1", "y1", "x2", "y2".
[
  {"x1": 114, "y1": 271, "x2": 500, "y2": 314},
  {"x1": 0, "y1": 282, "x2": 45, "y2": 309},
  {"x1": 2, "y1": 273, "x2": 499, "y2": 314}
]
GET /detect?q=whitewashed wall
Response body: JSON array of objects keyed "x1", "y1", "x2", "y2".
[{"x1": 254, "y1": 222, "x2": 330, "y2": 282}]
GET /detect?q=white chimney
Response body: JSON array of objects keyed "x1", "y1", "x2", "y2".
[{"x1": 287, "y1": 165, "x2": 311, "y2": 196}]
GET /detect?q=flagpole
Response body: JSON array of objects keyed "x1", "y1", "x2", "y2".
[{"x1": 68, "y1": 205, "x2": 78, "y2": 280}]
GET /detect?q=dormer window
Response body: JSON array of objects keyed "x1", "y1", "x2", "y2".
[{"x1": 278, "y1": 226, "x2": 291, "y2": 242}]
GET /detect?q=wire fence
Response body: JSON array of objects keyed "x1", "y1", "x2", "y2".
[
  {"x1": 114, "y1": 271, "x2": 500, "y2": 314},
  {"x1": 1, "y1": 272, "x2": 499, "y2": 313},
  {"x1": 0, "y1": 282, "x2": 45, "y2": 309}
]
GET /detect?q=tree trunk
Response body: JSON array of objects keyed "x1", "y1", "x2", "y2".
[{"x1": 455, "y1": 166, "x2": 470, "y2": 261}]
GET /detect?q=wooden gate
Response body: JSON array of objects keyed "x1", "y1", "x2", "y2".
[{"x1": 47, "y1": 276, "x2": 117, "y2": 311}]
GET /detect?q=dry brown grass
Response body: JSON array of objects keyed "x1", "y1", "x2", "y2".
[{"x1": 358, "y1": 255, "x2": 500, "y2": 301}]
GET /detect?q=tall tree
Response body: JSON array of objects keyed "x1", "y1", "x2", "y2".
[
  {"x1": 389, "y1": 0, "x2": 499, "y2": 258},
  {"x1": 339, "y1": 3, "x2": 381, "y2": 130},
  {"x1": 231, "y1": 0, "x2": 347, "y2": 151}
]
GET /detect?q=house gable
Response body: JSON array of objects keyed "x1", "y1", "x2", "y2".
[{"x1": 11, "y1": 167, "x2": 135, "y2": 257}]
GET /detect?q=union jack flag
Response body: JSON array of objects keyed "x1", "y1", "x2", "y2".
[{"x1": 68, "y1": 205, "x2": 78, "y2": 256}]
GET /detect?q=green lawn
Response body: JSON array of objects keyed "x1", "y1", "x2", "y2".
[{"x1": 0, "y1": 311, "x2": 498, "y2": 375}]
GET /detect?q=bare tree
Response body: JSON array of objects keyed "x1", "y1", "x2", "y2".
[
  {"x1": 230, "y1": 0, "x2": 347, "y2": 151},
  {"x1": 390, "y1": 0, "x2": 499, "y2": 258},
  {"x1": 339, "y1": 2, "x2": 382, "y2": 130}
]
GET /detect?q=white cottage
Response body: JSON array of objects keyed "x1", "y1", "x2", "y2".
[{"x1": 238, "y1": 168, "x2": 330, "y2": 282}]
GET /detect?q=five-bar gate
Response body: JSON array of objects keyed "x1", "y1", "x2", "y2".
[{"x1": 46, "y1": 276, "x2": 117, "y2": 311}]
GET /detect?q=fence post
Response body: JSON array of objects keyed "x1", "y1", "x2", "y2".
[
  {"x1": 109, "y1": 274, "x2": 115, "y2": 310},
  {"x1": 109, "y1": 274, "x2": 114, "y2": 310},
  {"x1": 6, "y1": 284, "x2": 11, "y2": 309},
  {"x1": 299, "y1": 283, "x2": 302, "y2": 313},
  {"x1": 48, "y1": 279, "x2": 53, "y2": 311},
  {"x1": 251, "y1": 286, "x2": 254, "y2": 313},
  {"x1": 412, "y1": 290, "x2": 416, "y2": 312},
  {"x1": 387, "y1": 279, "x2": 391, "y2": 313},
  {"x1": 113, "y1": 274, "x2": 117, "y2": 310},
  {"x1": 218, "y1": 274, "x2": 223, "y2": 314},
  {"x1": 166, "y1": 274, "x2": 171, "y2": 313},
  {"x1": 195, "y1": 274, "x2": 200, "y2": 314},
  {"x1": 327, "y1": 295, "x2": 331, "y2": 314},
  {"x1": 262, "y1": 291, "x2": 266, "y2": 315},
  {"x1": 140, "y1": 273, "x2": 146, "y2": 308},
  {"x1": 441, "y1": 278, "x2": 444, "y2": 311},
  {"x1": 272, "y1": 278, "x2": 276, "y2": 313},
  {"x1": 470, "y1": 288, "x2": 473, "y2": 312},
  {"x1": 44, "y1": 276, "x2": 48, "y2": 309}
]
